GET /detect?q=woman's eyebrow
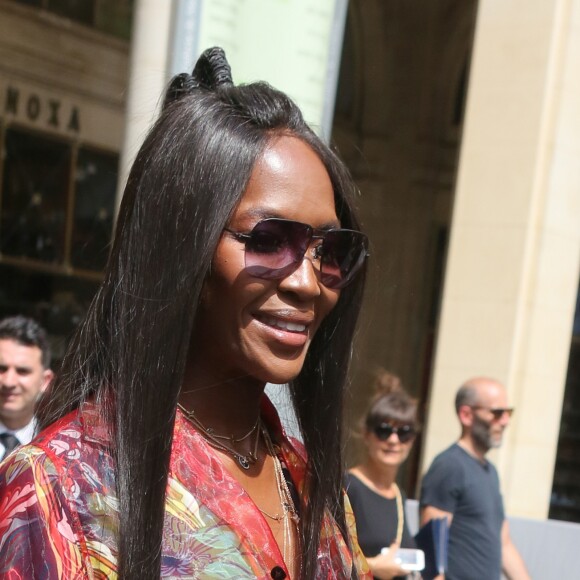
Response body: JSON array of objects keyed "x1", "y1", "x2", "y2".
[
  {"x1": 239, "y1": 208, "x2": 284, "y2": 221},
  {"x1": 237, "y1": 209, "x2": 341, "y2": 229},
  {"x1": 315, "y1": 220, "x2": 342, "y2": 231}
]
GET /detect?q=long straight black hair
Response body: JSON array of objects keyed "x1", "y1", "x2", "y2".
[{"x1": 38, "y1": 48, "x2": 367, "y2": 579}]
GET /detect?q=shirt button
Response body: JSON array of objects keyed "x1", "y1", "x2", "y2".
[{"x1": 270, "y1": 566, "x2": 287, "y2": 579}]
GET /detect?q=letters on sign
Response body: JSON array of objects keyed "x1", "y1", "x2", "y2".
[{"x1": 4, "y1": 87, "x2": 80, "y2": 133}]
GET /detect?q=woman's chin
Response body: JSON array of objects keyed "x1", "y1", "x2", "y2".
[
  {"x1": 372, "y1": 452, "x2": 407, "y2": 469},
  {"x1": 261, "y1": 367, "x2": 303, "y2": 386},
  {"x1": 249, "y1": 351, "x2": 307, "y2": 386}
]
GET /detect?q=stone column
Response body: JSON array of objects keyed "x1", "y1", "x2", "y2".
[
  {"x1": 422, "y1": 0, "x2": 580, "y2": 518},
  {"x1": 116, "y1": 0, "x2": 173, "y2": 211}
]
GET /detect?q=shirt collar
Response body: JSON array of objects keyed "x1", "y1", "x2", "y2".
[{"x1": 0, "y1": 418, "x2": 37, "y2": 445}]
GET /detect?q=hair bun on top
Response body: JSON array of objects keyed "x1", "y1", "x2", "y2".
[
  {"x1": 372, "y1": 368, "x2": 403, "y2": 397},
  {"x1": 363, "y1": 368, "x2": 420, "y2": 432},
  {"x1": 192, "y1": 46, "x2": 233, "y2": 89},
  {"x1": 163, "y1": 46, "x2": 233, "y2": 108}
]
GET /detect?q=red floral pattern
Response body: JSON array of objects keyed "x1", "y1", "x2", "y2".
[{"x1": 0, "y1": 398, "x2": 370, "y2": 579}]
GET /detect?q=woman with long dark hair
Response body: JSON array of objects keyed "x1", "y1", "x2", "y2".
[
  {"x1": 0, "y1": 48, "x2": 370, "y2": 579},
  {"x1": 346, "y1": 370, "x2": 420, "y2": 579}
]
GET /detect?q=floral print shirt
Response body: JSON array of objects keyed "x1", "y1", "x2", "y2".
[{"x1": 0, "y1": 398, "x2": 370, "y2": 579}]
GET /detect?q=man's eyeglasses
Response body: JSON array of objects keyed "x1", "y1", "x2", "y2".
[
  {"x1": 470, "y1": 406, "x2": 514, "y2": 420},
  {"x1": 224, "y1": 218, "x2": 369, "y2": 290},
  {"x1": 372, "y1": 422, "x2": 416, "y2": 443}
]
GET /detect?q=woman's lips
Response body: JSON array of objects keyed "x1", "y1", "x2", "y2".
[
  {"x1": 254, "y1": 313, "x2": 312, "y2": 347},
  {"x1": 259, "y1": 315, "x2": 307, "y2": 333}
]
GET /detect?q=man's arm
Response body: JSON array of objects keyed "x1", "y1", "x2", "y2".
[
  {"x1": 420, "y1": 504, "x2": 453, "y2": 526},
  {"x1": 501, "y1": 520, "x2": 531, "y2": 580},
  {"x1": 418, "y1": 506, "x2": 449, "y2": 580}
]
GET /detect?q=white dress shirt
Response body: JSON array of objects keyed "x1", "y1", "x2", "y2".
[{"x1": 0, "y1": 418, "x2": 37, "y2": 458}]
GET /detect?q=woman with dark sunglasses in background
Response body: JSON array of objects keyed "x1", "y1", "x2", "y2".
[
  {"x1": 346, "y1": 370, "x2": 420, "y2": 579},
  {"x1": 0, "y1": 48, "x2": 370, "y2": 579}
]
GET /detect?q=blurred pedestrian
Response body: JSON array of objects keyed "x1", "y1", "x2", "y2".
[
  {"x1": 346, "y1": 369, "x2": 420, "y2": 579},
  {"x1": 0, "y1": 315, "x2": 53, "y2": 460},
  {"x1": 420, "y1": 377, "x2": 530, "y2": 580}
]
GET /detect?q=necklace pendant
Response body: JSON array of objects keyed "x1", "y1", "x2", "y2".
[
  {"x1": 283, "y1": 502, "x2": 299, "y2": 523},
  {"x1": 238, "y1": 455, "x2": 251, "y2": 470}
]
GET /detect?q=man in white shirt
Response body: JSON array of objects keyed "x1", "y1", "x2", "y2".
[{"x1": 0, "y1": 316, "x2": 53, "y2": 461}]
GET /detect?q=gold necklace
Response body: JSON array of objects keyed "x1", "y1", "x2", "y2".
[
  {"x1": 262, "y1": 427, "x2": 300, "y2": 574},
  {"x1": 258, "y1": 507, "x2": 284, "y2": 522},
  {"x1": 177, "y1": 403, "x2": 261, "y2": 470}
]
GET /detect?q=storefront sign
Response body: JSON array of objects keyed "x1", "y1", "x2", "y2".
[{"x1": 3, "y1": 85, "x2": 80, "y2": 133}]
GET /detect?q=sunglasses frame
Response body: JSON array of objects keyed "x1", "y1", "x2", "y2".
[
  {"x1": 470, "y1": 406, "x2": 515, "y2": 420},
  {"x1": 224, "y1": 217, "x2": 369, "y2": 289},
  {"x1": 372, "y1": 422, "x2": 416, "y2": 443}
]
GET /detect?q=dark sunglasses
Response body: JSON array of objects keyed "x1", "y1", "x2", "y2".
[
  {"x1": 224, "y1": 218, "x2": 369, "y2": 289},
  {"x1": 471, "y1": 406, "x2": 514, "y2": 420},
  {"x1": 373, "y1": 422, "x2": 416, "y2": 443}
]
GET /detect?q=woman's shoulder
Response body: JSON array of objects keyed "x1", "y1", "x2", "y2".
[
  {"x1": 0, "y1": 413, "x2": 97, "y2": 578},
  {"x1": 345, "y1": 468, "x2": 370, "y2": 491},
  {"x1": 1, "y1": 411, "x2": 81, "y2": 478},
  {"x1": 344, "y1": 470, "x2": 358, "y2": 489},
  {"x1": 0, "y1": 405, "x2": 117, "y2": 577},
  {"x1": 1, "y1": 404, "x2": 114, "y2": 494},
  {"x1": 344, "y1": 469, "x2": 375, "y2": 504}
]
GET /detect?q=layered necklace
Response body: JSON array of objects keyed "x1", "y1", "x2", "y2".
[
  {"x1": 262, "y1": 427, "x2": 300, "y2": 576},
  {"x1": 177, "y1": 403, "x2": 261, "y2": 470},
  {"x1": 178, "y1": 403, "x2": 300, "y2": 574}
]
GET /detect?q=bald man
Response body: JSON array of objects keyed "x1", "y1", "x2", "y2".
[{"x1": 419, "y1": 378, "x2": 530, "y2": 580}]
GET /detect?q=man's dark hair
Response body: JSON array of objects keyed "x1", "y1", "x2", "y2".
[
  {"x1": 37, "y1": 47, "x2": 366, "y2": 580},
  {"x1": 0, "y1": 315, "x2": 51, "y2": 368}
]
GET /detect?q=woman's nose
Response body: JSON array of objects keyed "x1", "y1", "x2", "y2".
[
  {"x1": 278, "y1": 254, "x2": 322, "y2": 299},
  {"x1": 387, "y1": 431, "x2": 401, "y2": 443}
]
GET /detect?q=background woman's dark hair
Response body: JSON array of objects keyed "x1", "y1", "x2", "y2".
[
  {"x1": 38, "y1": 47, "x2": 366, "y2": 580},
  {"x1": 363, "y1": 368, "x2": 419, "y2": 431}
]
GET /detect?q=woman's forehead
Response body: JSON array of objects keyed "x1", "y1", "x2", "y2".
[{"x1": 231, "y1": 136, "x2": 338, "y2": 228}]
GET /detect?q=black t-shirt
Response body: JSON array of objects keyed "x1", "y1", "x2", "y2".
[
  {"x1": 420, "y1": 443, "x2": 505, "y2": 580},
  {"x1": 345, "y1": 472, "x2": 416, "y2": 558}
]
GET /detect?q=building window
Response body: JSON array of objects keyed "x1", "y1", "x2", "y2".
[
  {"x1": 0, "y1": 125, "x2": 118, "y2": 275},
  {"x1": 48, "y1": 0, "x2": 95, "y2": 26},
  {"x1": 550, "y1": 287, "x2": 580, "y2": 523},
  {"x1": 95, "y1": 0, "x2": 133, "y2": 40},
  {"x1": 0, "y1": 125, "x2": 118, "y2": 365},
  {"x1": 13, "y1": 0, "x2": 42, "y2": 6},
  {"x1": 1, "y1": 127, "x2": 71, "y2": 264},
  {"x1": 13, "y1": 0, "x2": 134, "y2": 40},
  {"x1": 71, "y1": 147, "x2": 117, "y2": 271}
]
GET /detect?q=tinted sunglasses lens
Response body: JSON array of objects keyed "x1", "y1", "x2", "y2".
[
  {"x1": 243, "y1": 220, "x2": 311, "y2": 279},
  {"x1": 374, "y1": 423, "x2": 415, "y2": 442},
  {"x1": 319, "y1": 230, "x2": 368, "y2": 289},
  {"x1": 491, "y1": 408, "x2": 514, "y2": 420},
  {"x1": 397, "y1": 426, "x2": 415, "y2": 443},
  {"x1": 374, "y1": 424, "x2": 394, "y2": 440}
]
